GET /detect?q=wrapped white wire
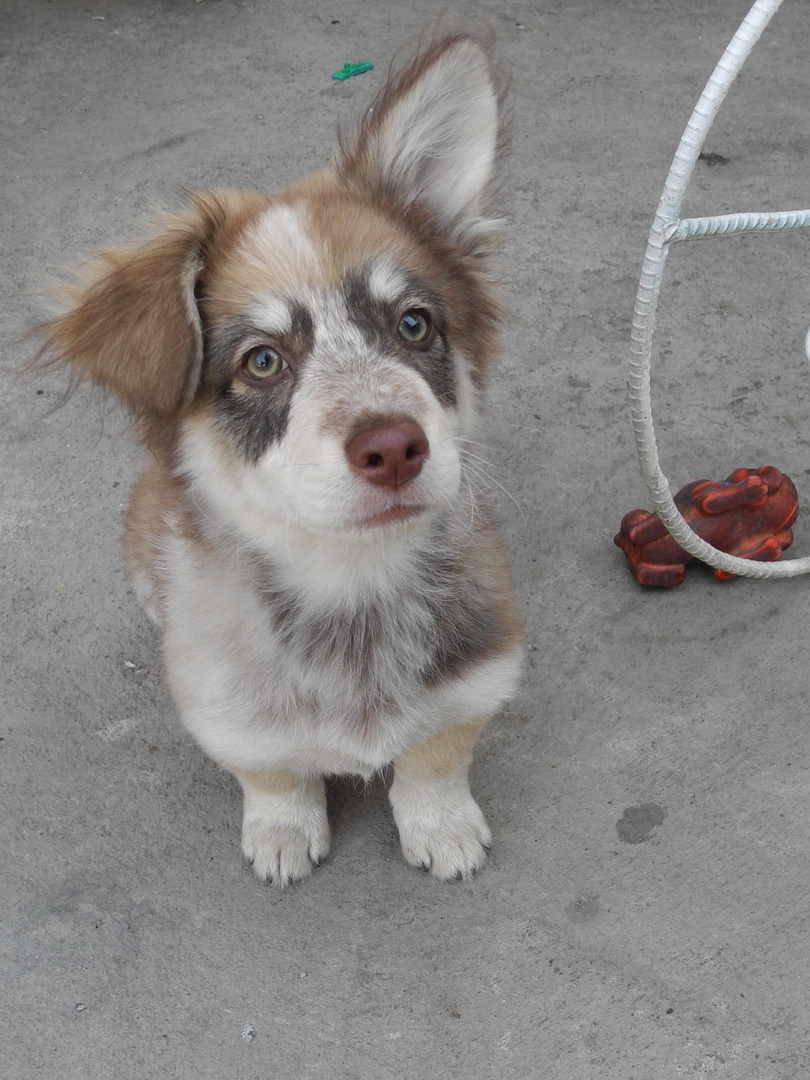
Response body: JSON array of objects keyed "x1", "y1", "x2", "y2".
[{"x1": 628, "y1": 0, "x2": 810, "y2": 579}]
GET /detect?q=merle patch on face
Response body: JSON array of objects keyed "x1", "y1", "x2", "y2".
[
  {"x1": 342, "y1": 269, "x2": 457, "y2": 409},
  {"x1": 204, "y1": 304, "x2": 314, "y2": 464},
  {"x1": 200, "y1": 266, "x2": 459, "y2": 467}
]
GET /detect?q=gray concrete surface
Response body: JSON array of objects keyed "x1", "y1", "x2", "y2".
[{"x1": 3, "y1": 1, "x2": 810, "y2": 1076}]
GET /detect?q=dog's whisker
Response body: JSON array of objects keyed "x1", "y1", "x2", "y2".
[
  {"x1": 460, "y1": 474, "x2": 478, "y2": 540},
  {"x1": 461, "y1": 450, "x2": 499, "y2": 471},
  {"x1": 445, "y1": 435, "x2": 503, "y2": 474},
  {"x1": 450, "y1": 435, "x2": 500, "y2": 455},
  {"x1": 463, "y1": 459, "x2": 526, "y2": 520}
]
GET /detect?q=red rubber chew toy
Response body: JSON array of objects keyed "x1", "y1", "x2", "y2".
[{"x1": 615, "y1": 466, "x2": 799, "y2": 587}]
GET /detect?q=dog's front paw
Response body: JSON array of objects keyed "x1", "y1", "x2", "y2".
[
  {"x1": 390, "y1": 776, "x2": 492, "y2": 882},
  {"x1": 242, "y1": 815, "x2": 330, "y2": 886},
  {"x1": 236, "y1": 773, "x2": 330, "y2": 886}
]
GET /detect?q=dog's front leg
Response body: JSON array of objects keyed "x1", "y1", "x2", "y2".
[
  {"x1": 230, "y1": 768, "x2": 330, "y2": 886},
  {"x1": 389, "y1": 718, "x2": 493, "y2": 882}
]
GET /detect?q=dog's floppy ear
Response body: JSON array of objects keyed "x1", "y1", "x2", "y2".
[
  {"x1": 336, "y1": 34, "x2": 505, "y2": 247},
  {"x1": 36, "y1": 190, "x2": 261, "y2": 418}
]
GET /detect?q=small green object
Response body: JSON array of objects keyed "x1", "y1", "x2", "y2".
[{"x1": 332, "y1": 62, "x2": 373, "y2": 81}]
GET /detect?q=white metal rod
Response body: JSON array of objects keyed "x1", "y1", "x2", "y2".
[{"x1": 670, "y1": 207, "x2": 810, "y2": 242}]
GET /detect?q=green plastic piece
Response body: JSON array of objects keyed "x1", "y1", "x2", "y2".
[{"x1": 332, "y1": 62, "x2": 373, "y2": 81}]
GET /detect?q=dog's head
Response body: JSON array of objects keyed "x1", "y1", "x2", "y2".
[{"x1": 39, "y1": 35, "x2": 507, "y2": 543}]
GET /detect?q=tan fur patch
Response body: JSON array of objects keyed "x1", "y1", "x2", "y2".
[
  {"x1": 230, "y1": 768, "x2": 310, "y2": 794},
  {"x1": 36, "y1": 189, "x2": 270, "y2": 423},
  {"x1": 393, "y1": 718, "x2": 490, "y2": 781},
  {"x1": 122, "y1": 453, "x2": 178, "y2": 615},
  {"x1": 464, "y1": 521, "x2": 524, "y2": 656}
]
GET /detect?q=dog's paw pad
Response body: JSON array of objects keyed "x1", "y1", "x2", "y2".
[
  {"x1": 396, "y1": 800, "x2": 492, "y2": 882},
  {"x1": 241, "y1": 817, "x2": 330, "y2": 887}
]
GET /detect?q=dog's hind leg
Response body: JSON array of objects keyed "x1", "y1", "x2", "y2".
[
  {"x1": 389, "y1": 718, "x2": 492, "y2": 882},
  {"x1": 229, "y1": 768, "x2": 330, "y2": 886}
]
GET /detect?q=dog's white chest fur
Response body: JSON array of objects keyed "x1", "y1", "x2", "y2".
[{"x1": 160, "y1": 519, "x2": 521, "y2": 777}]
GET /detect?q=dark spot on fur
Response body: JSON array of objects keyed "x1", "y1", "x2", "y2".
[
  {"x1": 248, "y1": 518, "x2": 504, "y2": 719},
  {"x1": 286, "y1": 302, "x2": 315, "y2": 350},
  {"x1": 419, "y1": 548, "x2": 503, "y2": 683},
  {"x1": 342, "y1": 268, "x2": 457, "y2": 408},
  {"x1": 213, "y1": 379, "x2": 295, "y2": 463},
  {"x1": 201, "y1": 308, "x2": 315, "y2": 463}
]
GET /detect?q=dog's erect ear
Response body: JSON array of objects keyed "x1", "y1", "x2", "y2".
[
  {"x1": 36, "y1": 190, "x2": 263, "y2": 418},
  {"x1": 336, "y1": 34, "x2": 504, "y2": 245}
]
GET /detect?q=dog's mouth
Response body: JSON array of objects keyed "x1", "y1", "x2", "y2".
[{"x1": 360, "y1": 504, "x2": 425, "y2": 528}]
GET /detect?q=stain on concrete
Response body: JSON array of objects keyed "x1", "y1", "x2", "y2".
[
  {"x1": 565, "y1": 895, "x2": 601, "y2": 923},
  {"x1": 616, "y1": 803, "x2": 667, "y2": 844},
  {"x1": 119, "y1": 130, "x2": 206, "y2": 163},
  {"x1": 699, "y1": 150, "x2": 731, "y2": 167}
]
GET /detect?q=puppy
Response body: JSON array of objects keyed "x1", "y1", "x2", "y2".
[{"x1": 37, "y1": 34, "x2": 523, "y2": 884}]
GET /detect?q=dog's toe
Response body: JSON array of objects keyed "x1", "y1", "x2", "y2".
[
  {"x1": 242, "y1": 818, "x2": 331, "y2": 887},
  {"x1": 396, "y1": 802, "x2": 492, "y2": 882}
]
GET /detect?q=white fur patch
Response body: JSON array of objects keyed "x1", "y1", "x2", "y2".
[
  {"x1": 368, "y1": 41, "x2": 499, "y2": 228},
  {"x1": 366, "y1": 258, "x2": 410, "y2": 304},
  {"x1": 241, "y1": 201, "x2": 318, "y2": 284},
  {"x1": 389, "y1": 769, "x2": 492, "y2": 881},
  {"x1": 238, "y1": 774, "x2": 330, "y2": 885},
  {"x1": 249, "y1": 293, "x2": 294, "y2": 336}
]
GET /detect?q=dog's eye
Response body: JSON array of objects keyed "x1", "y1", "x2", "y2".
[
  {"x1": 398, "y1": 310, "x2": 431, "y2": 344},
  {"x1": 243, "y1": 346, "x2": 286, "y2": 381}
]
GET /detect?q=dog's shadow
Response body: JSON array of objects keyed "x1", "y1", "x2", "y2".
[
  {"x1": 326, "y1": 770, "x2": 390, "y2": 829},
  {"x1": 325, "y1": 770, "x2": 397, "y2": 863}
]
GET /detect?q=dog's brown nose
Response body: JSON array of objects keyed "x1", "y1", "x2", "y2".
[{"x1": 345, "y1": 421, "x2": 429, "y2": 488}]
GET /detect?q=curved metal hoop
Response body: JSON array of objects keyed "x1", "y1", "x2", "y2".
[{"x1": 629, "y1": 0, "x2": 810, "y2": 579}]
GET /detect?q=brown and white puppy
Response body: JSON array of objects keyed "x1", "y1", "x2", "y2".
[{"x1": 38, "y1": 34, "x2": 523, "y2": 885}]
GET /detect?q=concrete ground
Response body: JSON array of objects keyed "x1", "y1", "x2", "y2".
[{"x1": 3, "y1": 0, "x2": 810, "y2": 1076}]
